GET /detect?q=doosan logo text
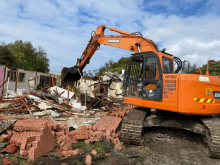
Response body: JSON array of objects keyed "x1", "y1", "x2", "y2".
[
  {"x1": 215, "y1": 93, "x2": 220, "y2": 97},
  {"x1": 107, "y1": 39, "x2": 120, "y2": 43}
]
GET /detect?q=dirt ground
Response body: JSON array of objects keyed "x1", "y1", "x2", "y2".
[
  {"x1": 24, "y1": 127, "x2": 220, "y2": 165},
  {"x1": 95, "y1": 127, "x2": 220, "y2": 165}
]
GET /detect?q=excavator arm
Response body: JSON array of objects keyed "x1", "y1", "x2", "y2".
[{"x1": 61, "y1": 25, "x2": 159, "y2": 86}]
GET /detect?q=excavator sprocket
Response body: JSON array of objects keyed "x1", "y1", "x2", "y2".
[
  {"x1": 120, "y1": 107, "x2": 147, "y2": 145},
  {"x1": 202, "y1": 117, "x2": 220, "y2": 158}
]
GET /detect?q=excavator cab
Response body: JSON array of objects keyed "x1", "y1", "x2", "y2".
[{"x1": 125, "y1": 51, "x2": 163, "y2": 101}]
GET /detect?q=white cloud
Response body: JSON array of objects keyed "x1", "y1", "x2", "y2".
[
  {"x1": 0, "y1": 0, "x2": 219, "y2": 73},
  {"x1": 142, "y1": 13, "x2": 220, "y2": 67}
]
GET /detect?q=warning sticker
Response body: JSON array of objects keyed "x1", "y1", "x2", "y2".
[{"x1": 206, "y1": 88, "x2": 211, "y2": 96}]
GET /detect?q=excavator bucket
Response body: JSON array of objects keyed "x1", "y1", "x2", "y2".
[{"x1": 61, "y1": 66, "x2": 81, "y2": 86}]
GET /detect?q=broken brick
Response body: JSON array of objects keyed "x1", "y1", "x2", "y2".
[
  {"x1": 63, "y1": 150, "x2": 74, "y2": 157},
  {"x1": 0, "y1": 134, "x2": 9, "y2": 142},
  {"x1": 20, "y1": 149, "x2": 28, "y2": 156},
  {"x1": 2, "y1": 158, "x2": 15, "y2": 165},
  {"x1": 55, "y1": 148, "x2": 63, "y2": 155},
  {"x1": 72, "y1": 139, "x2": 78, "y2": 144},
  {"x1": 55, "y1": 131, "x2": 65, "y2": 137},
  {"x1": 91, "y1": 150, "x2": 97, "y2": 155},
  {"x1": 86, "y1": 154, "x2": 92, "y2": 165},
  {"x1": 61, "y1": 142, "x2": 72, "y2": 151},
  {"x1": 0, "y1": 144, "x2": 18, "y2": 153},
  {"x1": 84, "y1": 139, "x2": 90, "y2": 144},
  {"x1": 73, "y1": 148, "x2": 80, "y2": 155}
]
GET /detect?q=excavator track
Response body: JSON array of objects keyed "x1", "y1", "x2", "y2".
[
  {"x1": 202, "y1": 117, "x2": 220, "y2": 158},
  {"x1": 120, "y1": 108, "x2": 147, "y2": 145}
]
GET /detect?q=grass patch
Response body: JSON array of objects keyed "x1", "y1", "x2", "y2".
[
  {"x1": 29, "y1": 159, "x2": 39, "y2": 165},
  {"x1": 139, "y1": 151, "x2": 151, "y2": 157},
  {"x1": 7, "y1": 154, "x2": 26, "y2": 165},
  {"x1": 0, "y1": 148, "x2": 2, "y2": 151},
  {"x1": 136, "y1": 162, "x2": 144, "y2": 165},
  {"x1": 72, "y1": 141, "x2": 106, "y2": 159},
  {"x1": 71, "y1": 159, "x2": 83, "y2": 165},
  {"x1": 93, "y1": 141, "x2": 105, "y2": 159},
  {"x1": 72, "y1": 141, "x2": 92, "y2": 152},
  {"x1": 123, "y1": 149, "x2": 133, "y2": 155}
]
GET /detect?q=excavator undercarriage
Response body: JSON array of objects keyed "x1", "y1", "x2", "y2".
[{"x1": 120, "y1": 108, "x2": 220, "y2": 158}]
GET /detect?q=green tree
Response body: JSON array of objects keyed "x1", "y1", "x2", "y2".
[
  {"x1": 1, "y1": 40, "x2": 50, "y2": 73},
  {"x1": 0, "y1": 45, "x2": 19, "y2": 67},
  {"x1": 96, "y1": 57, "x2": 129, "y2": 77},
  {"x1": 200, "y1": 61, "x2": 220, "y2": 76}
]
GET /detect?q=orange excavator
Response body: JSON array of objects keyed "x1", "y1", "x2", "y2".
[{"x1": 61, "y1": 25, "x2": 220, "y2": 158}]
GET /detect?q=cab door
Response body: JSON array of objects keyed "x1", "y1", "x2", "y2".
[{"x1": 142, "y1": 52, "x2": 163, "y2": 100}]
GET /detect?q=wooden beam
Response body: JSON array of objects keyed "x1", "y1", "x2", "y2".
[
  {"x1": 0, "y1": 78, "x2": 9, "y2": 89},
  {"x1": 20, "y1": 97, "x2": 33, "y2": 115},
  {"x1": 15, "y1": 68, "x2": 18, "y2": 93},
  {"x1": 2, "y1": 66, "x2": 7, "y2": 95},
  {"x1": 67, "y1": 85, "x2": 69, "y2": 105},
  {"x1": 35, "y1": 71, "x2": 37, "y2": 89},
  {"x1": 0, "y1": 109, "x2": 29, "y2": 112}
]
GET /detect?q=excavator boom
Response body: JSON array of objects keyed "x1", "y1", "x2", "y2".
[{"x1": 61, "y1": 25, "x2": 160, "y2": 86}]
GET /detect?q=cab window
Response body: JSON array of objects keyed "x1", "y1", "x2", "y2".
[{"x1": 162, "y1": 57, "x2": 173, "y2": 73}]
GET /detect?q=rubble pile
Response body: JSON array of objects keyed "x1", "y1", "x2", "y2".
[
  {"x1": 0, "y1": 80, "x2": 134, "y2": 163},
  {"x1": 0, "y1": 87, "x2": 73, "y2": 116}
]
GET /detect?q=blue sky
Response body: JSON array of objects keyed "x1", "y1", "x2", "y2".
[{"x1": 0, "y1": 0, "x2": 220, "y2": 73}]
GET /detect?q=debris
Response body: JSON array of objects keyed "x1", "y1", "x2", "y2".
[
  {"x1": 51, "y1": 111, "x2": 61, "y2": 118},
  {"x1": 12, "y1": 120, "x2": 55, "y2": 161},
  {"x1": 78, "y1": 82, "x2": 94, "y2": 98},
  {"x1": 86, "y1": 154, "x2": 92, "y2": 165},
  {"x1": 2, "y1": 158, "x2": 15, "y2": 165},
  {"x1": 102, "y1": 141, "x2": 111, "y2": 150},
  {"x1": 93, "y1": 115, "x2": 122, "y2": 133},
  {"x1": 91, "y1": 150, "x2": 97, "y2": 155},
  {"x1": 69, "y1": 126, "x2": 75, "y2": 131},
  {"x1": 111, "y1": 150, "x2": 123, "y2": 157},
  {"x1": 43, "y1": 94, "x2": 59, "y2": 103},
  {"x1": 61, "y1": 142, "x2": 72, "y2": 151},
  {"x1": 50, "y1": 86, "x2": 74, "y2": 99},
  {"x1": 92, "y1": 99, "x2": 102, "y2": 109},
  {"x1": 0, "y1": 142, "x2": 9, "y2": 148},
  {"x1": 16, "y1": 88, "x2": 23, "y2": 96},
  {"x1": 38, "y1": 102, "x2": 52, "y2": 110},
  {"x1": 129, "y1": 152, "x2": 139, "y2": 158},
  {"x1": 0, "y1": 77, "x2": 134, "y2": 162},
  {"x1": 48, "y1": 150, "x2": 62, "y2": 158},
  {"x1": 0, "y1": 134, "x2": 10, "y2": 142},
  {"x1": 73, "y1": 148, "x2": 80, "y2": 155},
  {"x1": 0, "y1": 120, "x2": 17, "y2": 134},
  {"x1": 0, "y1": 144, "x2": 18, "y2": 153},
  {"x1": 55, "y1": 148, "x2": 63, "y2": 155},
  {"x1": 33, "y1": 112, "x2": 46, "y2": 116}
]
